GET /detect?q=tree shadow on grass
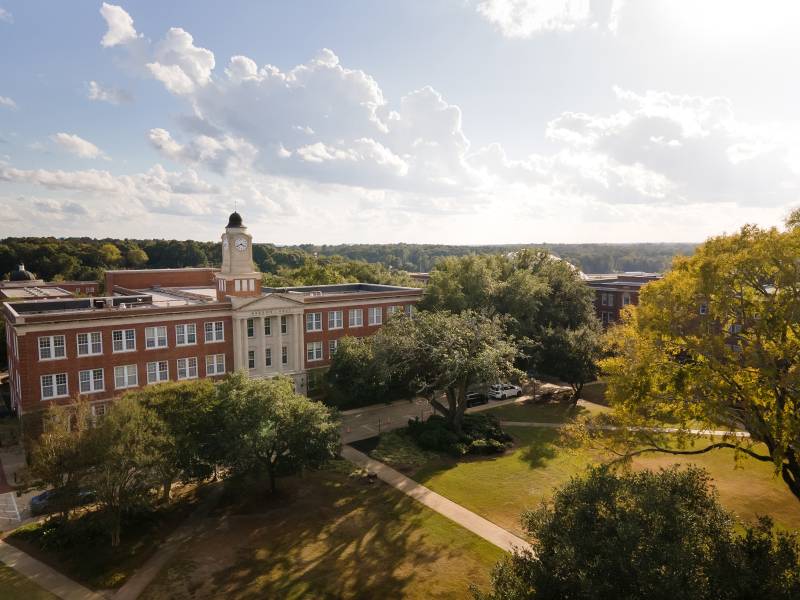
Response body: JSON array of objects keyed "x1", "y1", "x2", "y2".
[
  {"x1": 147, "y1": 468, "x2": 468, "y2": 599},
  {"x1": 515, "y1": 428, "x2": 561, "y2": 469}
]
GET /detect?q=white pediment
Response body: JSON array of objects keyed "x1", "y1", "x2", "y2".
[{"x1": 233, "y1": 293, "x2": 305, "y2": 316}]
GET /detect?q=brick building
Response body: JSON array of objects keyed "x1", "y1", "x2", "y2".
[
  {"x1": 3, "y1": 212, "x2": 422, "y2": 419},
  {"x1": 585, "y1": 273, "x2": 661, "y2": 325}
]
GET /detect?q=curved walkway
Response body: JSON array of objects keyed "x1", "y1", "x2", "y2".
[{"x1": 341, "y1": 445, "x2": 531, "y2": 554}]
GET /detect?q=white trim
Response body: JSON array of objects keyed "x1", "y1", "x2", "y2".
[
  {"x1": 40, "y1": 372, "x2": 68, "y2": 400},
  {"x1": 114, "y1": 364, "x2": 138, "y2": 389}
]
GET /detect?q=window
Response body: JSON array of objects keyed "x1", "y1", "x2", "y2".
[
  {"x1": 281, "y1": 345, "x2": 288, "y2": 365},
  {"x1": 92, "y1": 403, "x2": 106, "y2": 419},
  {"x1": 145, "y1": 326, "x2": 168, "y2": 349},
  {"x1": 177, "y1": 357, "x2": 198, "y2": 380},
  {"x1": 41, "y1": 373, "x2": 68, "y2": 399},
  {"x1": 205, "y1": 321, "x2": 224, "y2": 342},
  {"x1": 368, "y1": 307, "x2": 383, "y2": 326},
  {"x1": 404, "y1": 305, "x2": 414, "y2": 317},
  {"x1": 328, "y1": 310, "x2": 343, "y2": 330},
  {"x1": 176, "y1": 323, "x2": 197, "y2": 346},
  {"x1": 112, "y1": 329, "x2": 136, "y2": 352},
  {"x1": 248, "y1": 350, "x2": 256, "y2": 369},
  {"x1": 235, "y1": 279, "x2": 242, "y2": 292},
  {"x1": 246, "y1": 318, "x2": 255, "y2": 338},
  {"x1": 387, "y1": 305, "x2": 400, "y2": 317},
  {"x1": 329, "y1": 339, "x2": 338, "y2": 357},
  {"x1": 114, "y1": 365, "x2": 138, "y2": 389},
  {"x1": 622, "y1": 294, "x2": 631, "y2": 306},
  {"x1": 264, "y1": 317, "x2": 272, "y2": 336},
  {"x1": 77, "y1": 332, "x2": 102, "y2": 356},
  {"x1": 248, "y1": 279, "x2": 255, "y2": 292},
  {"x1": 38, "y1": 335, "x2": 66, "y2": 360},
  {"x1": 265, "y1": 348, "x2": 272, "y2": 367},
  {"x1": 306, "y1": 312, "x2": 322, "y2": 332},
  {"x1": 699, "y1": 302, "x2": 709, "y2": 315},
  {"x1": 280, "y1": 316, "x2": 288, "y2": 334},
  {"x1": 79, "y1": 368, "x2": 104, "y2": 394},
  {"x1": 601, "y1": 293, "x2": 614, "y2": 307},
  {"x1": 307, "y1": 341, "x2": 323, "y2": 361},
  {"x1": 206, "y1": 354, "x2": 226, "y2": 375},
  {"x1": 349, "y1": 308, "x2": 363, "y2": 327},
  {"x1": 601, "y1": 312, "x2": 614, "y2": 325},
  {"x1": 146, "y1": 361, "x2": 169, "y2": 384}
]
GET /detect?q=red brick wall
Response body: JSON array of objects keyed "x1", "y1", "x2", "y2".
[
  {"x1": 12, "y1": 315, "x2": 233, "y2": 414},
  {"x1": 55, "y1": 282, "x2": 99, "y2": 295},
  {"x1": 105, "y1": 269, "x2": 217, "y2": 292},
  {"x1": 593, "y1": 289, "x2": 640, "y2": 324},
  {"x1": 302, "y1": 301, "x2": 416, "y2": 369}
]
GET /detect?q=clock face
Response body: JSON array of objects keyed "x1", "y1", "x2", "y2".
[{"x1": 235, "y1": 237, "x2": 248, "y2": 252}]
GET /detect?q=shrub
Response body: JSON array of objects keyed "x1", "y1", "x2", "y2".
[{"x1": 407, "y1": 413, "x2": 511, "y2": 457}]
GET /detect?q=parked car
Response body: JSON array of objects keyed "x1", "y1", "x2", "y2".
[
  {"x1": 488, "y1": 383, "x2": 523, "y2": 400},
  {"x1": 30, "y1": 488, "x2": 95, "y2": 516},
  {"x1": 466, "y1": 392, "x2": 489, "y2": 407}
]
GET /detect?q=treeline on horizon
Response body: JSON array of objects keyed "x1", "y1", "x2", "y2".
[{"x1": 0, "y1": 237, "x2": 697, "y2": 283}]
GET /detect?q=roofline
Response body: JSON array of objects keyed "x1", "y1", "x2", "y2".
[{"x1": 105, "y1": 267, "x2": 219, "y2": 274}]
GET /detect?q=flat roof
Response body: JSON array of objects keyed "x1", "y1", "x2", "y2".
[
  {"x1": 0, "y1": 286, "x2": 73, "y2": 300},
  {"x1": 262, "y1": 283, "x2": 421, "y2": 296}
]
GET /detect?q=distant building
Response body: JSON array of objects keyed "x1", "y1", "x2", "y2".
[
  {"x1": 585, "y1": 273, "x2": 661, "y2": 325},
  {"x1": 3, "y1": 213, "x2": 421, "y2": 421},
  {"x1": 0, "y1": 264, "x2": 99, "y2": 300}
]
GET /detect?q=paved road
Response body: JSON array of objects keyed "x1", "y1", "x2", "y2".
[{"x1": 341, "y1": 445, "x2": 531, "y2": 553}]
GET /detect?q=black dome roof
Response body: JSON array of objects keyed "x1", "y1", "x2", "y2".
[
  {"x1": 10, "y1": 263, "x2": 36, "y2": 281},
  {"x1": 226, "y1": 211, "x2": 244, "y2": 228}
]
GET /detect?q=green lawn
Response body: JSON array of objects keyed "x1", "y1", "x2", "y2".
[
  {"x1": 483, "y1": 398, "x2": 610, "y2": 423},
  {"x1": 0, "y1": 563, "x2": 56, "y2": 600},
  {"x1": 142, "y1": 461, "x2": 503, "y2": 600},
  {"x1": 373, "y1": 426, "x2": 800, "y2": 538}
]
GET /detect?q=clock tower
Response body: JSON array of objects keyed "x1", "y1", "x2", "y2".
[{"x1": 215, "y1": 211, "x2": 262, "y2": 301}]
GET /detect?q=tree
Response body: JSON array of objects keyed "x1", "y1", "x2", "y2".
[
  {"x1": 477, "y1": 466, "x2": 800, "y2": 600},
  {"x1": 537, "y1": 322, "x2": 602, "y2": 403},
  {"x1": 88, "y1": 398, "x2": 172, "y2": 546},
  {"x1": 601, "y1": 221, "x2": 800, "y2": 501},
  {"x1": 125, "y1": 246, "x2": 149, "y2": 268},
  {"x1": 219, "y1": 373, "x2": 340, "y2": 492},
  {"x1": 124, "y1": 380, "x2": 221, "y2": 501},
  {"x1": 28, "y1": 401, "x2": 94, "y2": 519},
  {"x1": 374, "y1": 310, "x2": 521, "y2": 434},
  {"x1": 98, "y1": 242, "x2": 123, "y2": 266}
]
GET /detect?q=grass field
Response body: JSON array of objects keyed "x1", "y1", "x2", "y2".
[
  {"x1": 483, "y1": 398, "x2": 610, "y2": 423},
  {"x1": 142, "y1": 461, "x2": 503, "y2": 600},
  {"x1": 370, "y1": 402, "x2": 800, "y2": 539},
  {"x1": 0, "y1": 563, "x2": 56, "y2": 600}
]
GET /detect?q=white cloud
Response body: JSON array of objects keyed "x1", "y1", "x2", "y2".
[
  {"x1": 146, "y1": 28, "x2": 215, "y2": 94},
  {"x1": 475, "y1": 0, "x2": 625, "y2": 37},
  {"x1": 0, "y1": 95, "x2": 16, "y2": 110},
  {"x1": 99, "y1": 3, "x2": 139, "y2": 47},
  {"x1": 0, "y1": 8, "x2": 12, "y2": 23},
  {"x1": 87, "y1": 80, "x2": 132, "y2": 104},
  {"x1": 51, "y1": 133, "x2": 108, "y2": 160},
  {"x1": 147, "y1": 128, "x2": 256, "y2": 174}
]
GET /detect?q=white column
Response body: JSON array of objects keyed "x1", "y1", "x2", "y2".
[
  {"x1": 256, "y1": 317, "x2": 266, "y2": 376},
  {"x1": 232, "y1": 317, "x2": 244, "y2": 371},
  {"x1": 241, "y1": 318, "x2": 249, "y2": 374},
  {"x1": 277, "y1": 315, "x2": 285, "y2": 373}
]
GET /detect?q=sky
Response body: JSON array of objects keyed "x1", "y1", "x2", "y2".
[{"x1": 1, "y1": 1, "x2": 799, "y2": 245}]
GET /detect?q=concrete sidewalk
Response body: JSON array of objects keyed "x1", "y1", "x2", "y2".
[
  {"x1": 341, "y1": 445, "x2": 531, "y2": 554},
  {"x1": 0, "y1": 539, "x2": 106, "y2": 600},
  {"x1": 501, "y1": 421, "x2": 751, "y2": 437}
]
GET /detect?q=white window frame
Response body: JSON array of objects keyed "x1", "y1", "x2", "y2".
[
  {"x1": 41, "y1": 373, "x2": 68, "y2": 400},
  {"x1": 177, "y1": 357, "x2": 198, "y2": 380},
  {"x1": 306, "y1": 312, "x2": 322, "y2": 332},
  {"x1": 349, "y1": 308, "x2": 363, "y2": 328},
  {"x1": 404, "y1": 304, "x2": 414, "y2": 317},
  {"x1": 114, "y1": 364, "x2": 138, "y2": 389},
  {"x1": 247, "y1": 318, "x2": 255, "y2": 338},
  {"x1": 265, "y1": 347, "x2": 272, "y2": 367},
  {"x1": 281, "y1": 345, "x2": 288, "y2": 365},
  {"x1": 79, "y1": 368, "x2": 105, "y2": 394},
  {"x1": 328, "y1": 310, "x2": 343, "y2": 330},
  {"x1": 368, "y1": 306, "x2": 383, "y2": 326},
  {"x1": 329, "y1": 339, "x2": 338, "y2": 357},
  {"x1": 112, "y1": 329, "x2": 136, "y2": 353},
  {"x1": 248, "y1": 279, "x2": 255, "y2": 292},
  {"x1": 205, "y1": 321, "x2": 225, "y2": 343},
  {"x1": 248, "y1": 350, "x2": 256, "y2": 369},
  {"x1": 206, "y1": 353, "x2": 226, "y2": 375},
  {"x1": 307, "y1": 341, "x2": 323, "y2": 362},
  {"x1": 77, "y1": 332, "x2": 103, "y2": 357},
  {"x1": 280, "y1": 316, "x2": 288, "y2": 334},
  {"x1": 145, "y1": 326, "x2": 168, "y2": 349},
  {"x1": 264, "y1": 317, "x2": 272, "y2": 336},
  {"x1": 235, "y1": 279, "x2": 242, "y2": 292},
  {"x1": 38, "y1": 335, "x2": 66, "y2": 361},
  {"x1": 622, "y1": 294, "x2": 632, "y2": 306},
  {"x1": 146, "y1": 361, "x2": 169, "y2": 384},
  {"x1": 175, "y1": 323, "x2": 197, "y2": 346}
]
